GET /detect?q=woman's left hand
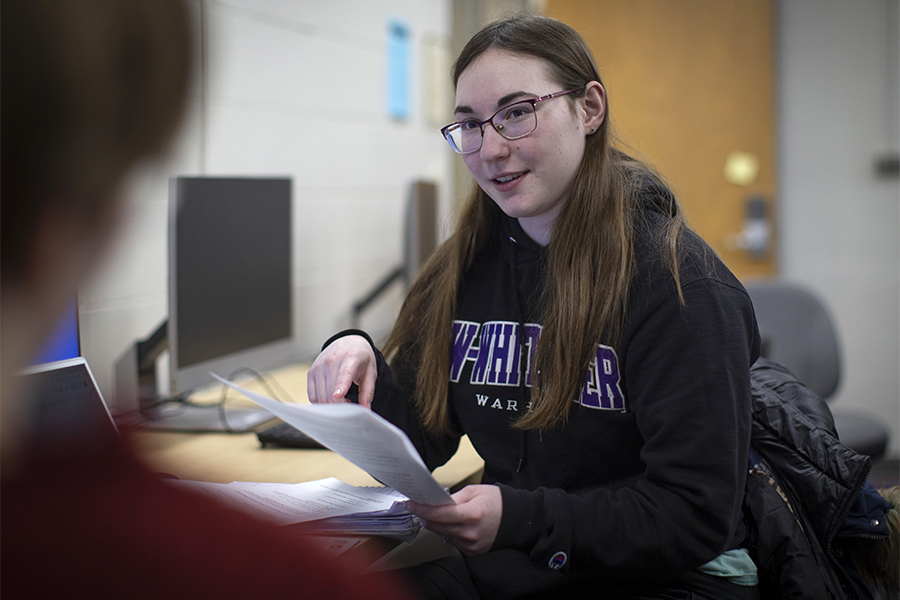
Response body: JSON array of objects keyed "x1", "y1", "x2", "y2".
[{"x1": 405, "y1": 484, "x2": 502, "y2": 555}]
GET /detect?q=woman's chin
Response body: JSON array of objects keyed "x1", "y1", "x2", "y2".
[{"x1": 488, "y1": 196, "x2": 530, "y2": 220}]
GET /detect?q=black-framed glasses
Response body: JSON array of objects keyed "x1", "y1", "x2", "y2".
[{"x1": 441, "y1": 89, "x2": 581, "y2": 155}]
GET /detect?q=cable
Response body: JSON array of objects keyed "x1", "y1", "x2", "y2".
[
  {"x1": 214, "y1": 368, "x2": 292, "y2": 432},
  {"x1": 141, "y1": 368, "x2": 293, "y2": 433}
]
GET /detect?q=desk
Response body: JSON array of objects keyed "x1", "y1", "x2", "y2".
[
  {"x1": 132, "y1": 363, "x2": 484, "y2": 567},
  {"x1": 133, "y1": 363, "x2": 484, "y2": 490}
]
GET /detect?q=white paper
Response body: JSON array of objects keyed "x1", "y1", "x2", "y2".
[
  {"x1": 168, "y1": 477, "x2": 399, "y2": 526},
  {"x1": 211, "y1": 374, "x2": 454, "y2": 506}
]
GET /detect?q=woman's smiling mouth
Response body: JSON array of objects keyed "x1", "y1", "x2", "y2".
[{"x1": 492, "y1": 171, "x2": 527, "y2": 189}]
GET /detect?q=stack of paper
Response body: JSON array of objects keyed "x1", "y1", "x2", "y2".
[
  {"x1": 210, "y1": 374, "x2": 454, "y2": 506},
  {"x1": 168, "y1": 477, "x2": 414, "y2": 534},
  {"x1": 301, "y1": 499, "x2": 422, "y2": 543},
  {"x1": 186, "y1": 375, "x2": 461, "y2": 546}
]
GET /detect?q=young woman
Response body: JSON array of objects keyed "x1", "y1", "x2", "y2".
[{"x1": 309, "y1": 14, "x2": 761, "y2": 600}]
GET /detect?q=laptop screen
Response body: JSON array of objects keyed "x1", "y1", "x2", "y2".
[{"x1": 19, "y1": 358, "x2": 118, "y2": 456}]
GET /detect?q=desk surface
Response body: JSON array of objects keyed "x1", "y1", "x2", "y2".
[{"x1": 133, "y1": 363, "x2": 484, "y2": 490}]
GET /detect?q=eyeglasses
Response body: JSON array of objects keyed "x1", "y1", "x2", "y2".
[{"x1": 441, "y1": 89, "x2": 580, "y2": 155}]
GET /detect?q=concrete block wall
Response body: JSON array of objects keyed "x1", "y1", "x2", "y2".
[
  {"x1": 79, "y1": 0, "x2": 454, "y2": 402},
  {"x1": 778, "y1": 0, "x2": 899, "y2": 457}
]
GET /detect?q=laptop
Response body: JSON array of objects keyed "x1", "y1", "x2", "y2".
[{"x1": 19, "y1": 357, "x2": 119, "y2": 455}]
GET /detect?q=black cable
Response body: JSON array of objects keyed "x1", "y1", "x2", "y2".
[
  {"x1": 141, "y1": 392, "x2": 190, "y2": 412},
  {"x1": 144, "y1": 368, "x2": 292, "y2": 433},
  {"x1": 215, "y1": 367, "x2": 289, "y2": 433}
]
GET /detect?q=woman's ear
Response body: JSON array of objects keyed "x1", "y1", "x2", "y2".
[{"x1": 582, "y1": 81, "x2": 606, "y2": 133}]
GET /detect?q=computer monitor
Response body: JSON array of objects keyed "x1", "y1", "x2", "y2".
[
  {"x1": 350, "y1": 180, "x2": 438, "y2": 327},
  {"x1": 145, "y1": 176, "x2": 295, "y2": 432}
]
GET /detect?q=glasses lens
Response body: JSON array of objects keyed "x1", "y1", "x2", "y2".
[
  {"x1": 495, "y1": 102, "x2": 537, "y2": 140},
  {"x1": 446, "y1": 122, "x2": 483, "y2": 154},
  {"x1": 444, "y1": 126, "x2": 463, "y2": 153},
  {"x1": 443, "y1": 100, "x2": 541, "y2": 154}
]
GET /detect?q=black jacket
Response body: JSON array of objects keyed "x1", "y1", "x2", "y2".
[{"x1": 744, "y1": 358, "x2": 891, "y2": 600}]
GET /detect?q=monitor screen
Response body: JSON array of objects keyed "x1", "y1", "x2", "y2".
[{"x1": 168, "y1": 177, "x2": 294, "y2": 395}]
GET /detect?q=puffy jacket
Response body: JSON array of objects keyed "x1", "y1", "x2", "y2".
[{"x1": 745, "y1": 358, "x2": 892, "y2": 600}]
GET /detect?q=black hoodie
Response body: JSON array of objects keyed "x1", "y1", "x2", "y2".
[{"x1": 361, "y1": 183, "x2": 761, "y2": 596}]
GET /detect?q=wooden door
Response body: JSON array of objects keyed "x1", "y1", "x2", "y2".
[{"x1": 546, "y1": 0, "x2": 777, "y2": 279}]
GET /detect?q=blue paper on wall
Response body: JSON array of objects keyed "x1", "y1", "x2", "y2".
[{"x1": 387, "y1": 19, "x2": 411, "y2": 121}]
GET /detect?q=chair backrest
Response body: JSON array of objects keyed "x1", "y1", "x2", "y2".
[{"x1": 744, "y1": 280, "x2": 841, "y2": 400}]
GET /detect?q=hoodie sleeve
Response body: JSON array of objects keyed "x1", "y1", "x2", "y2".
[
  {"x1": 321, "y1": 330, "x2": 462, "y2": 472},
  {"x1": 492, "y1": 276, "x2": 760, "y2": 582}
]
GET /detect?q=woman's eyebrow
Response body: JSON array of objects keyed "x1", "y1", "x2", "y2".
[{"x1": 454, "y1": 91, "x2": 530, "y2": 116}]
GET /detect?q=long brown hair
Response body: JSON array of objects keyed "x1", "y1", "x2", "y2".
[{"x1": 385, "y1": 14, "x2": 685, "y2": 434}]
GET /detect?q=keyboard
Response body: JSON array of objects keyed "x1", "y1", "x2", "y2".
[{"x1": 256, "y1": 421, "x2": 325, "y2": 449}]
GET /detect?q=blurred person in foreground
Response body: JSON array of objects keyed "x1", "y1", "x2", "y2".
[{"x1": 0, "y1": 1, "x2": 414, "y2": 598}]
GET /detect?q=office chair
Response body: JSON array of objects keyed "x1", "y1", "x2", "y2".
[{"x1": 745, "y1": 280, "x2": 890, "y2": 460}]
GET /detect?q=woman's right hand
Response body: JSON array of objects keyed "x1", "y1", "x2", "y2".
[{"x1": 306, "y1": 335, "x2": 378, "y2": 408}]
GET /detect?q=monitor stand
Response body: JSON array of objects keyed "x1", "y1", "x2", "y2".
[
  {"x1": 142, "y1": 404, "x2": 276, "y2": 433},
  {"x1": 116, "y1": 321, "x2": 277, "y2": 433}
]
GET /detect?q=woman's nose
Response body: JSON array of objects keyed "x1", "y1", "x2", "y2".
[{"x1": 479, "y1": 124, "x2": 509, "y2": 161}]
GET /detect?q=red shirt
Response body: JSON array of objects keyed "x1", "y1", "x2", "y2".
[{"x1": 1, "y1": 436, "x2": 417, "y2": 599}]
